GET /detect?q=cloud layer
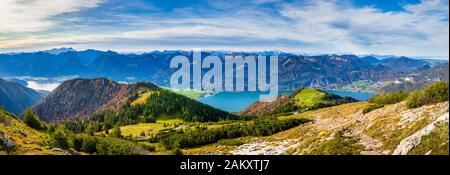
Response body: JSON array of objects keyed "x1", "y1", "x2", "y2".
[
  {"x1": 0, "y1": 0, "x2": 103, "y2": 33},
  {"x1": 0, "y1": 0, "x2": 448, "y2": 58}
]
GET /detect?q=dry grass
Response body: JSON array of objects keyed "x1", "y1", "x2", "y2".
[
  {"x1": 1, "y1": 111, "x2": 61, "y2": 155},
  {"x1": 130, "y1": 91, "x2": 158, "y2": 106},
  {"x1": 118, "y1": 119, "x2": 183, "y2": 137}
]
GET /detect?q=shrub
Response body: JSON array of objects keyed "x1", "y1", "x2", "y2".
[
  {"x1": 22, "y1": 108, "x2": 45, "y2": 130},
  {"x1": 51, "y1": 131, "x2": 70, "y2": 149},
  {"x1": 368, "y1": 91, "x2": 409, "y2": 105},
  {"x1": 95, "y1": 137, "x2": 145, "y2": 155},
  {"x1": 172, "y1": 148, "x2": 183, "y2": 155},
  {"x1": 140, "y1": 143, "x2": 156, "y2": 152},
  {"x1": 63, "y1": 121, "x2": 87, "y2": 134},
  {"x1": 71, "y1": 134, "x2": 98, "y2": 153},
  {"x1": 218, "y1": 138, "x2": 247, "y2": 146},
  {"x1": 406, "y1": 82, "x2": 449, "y2": 109},
  {"x1": 72, "y1": 135, "x2": 84, "y2": 151},
  {"x1": 406, "y1": 91, "x2": 424, "y2": 109},
  {"x1": 70, "y1": 134, "x2": 146, "y2": 155},
  {"x1": 82, "y1": 136, "x2": 99, "y2": 153},
  {"x1": 362, "y1": 103, "x2": 385, "y2": 114},
  {"x1": 143, "y1": 115, "x2": 156, "y2": 123},
  {"x1": 112, "y1": 126, "x2": 122, "y2": 138}
]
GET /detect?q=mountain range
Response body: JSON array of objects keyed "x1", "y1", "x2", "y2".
[
  {"x1": 1, "y1": 48, "x2": 448, "y2": 121},
  {"x1": 1, "y1": 49, "x2": 447, "y2": 91},
  {"x1": 380, "y1": 63, "x2": 449, "y2": 93},
  {"x1": 0, "y1": 78, "x2": 45, "y2": 115}
]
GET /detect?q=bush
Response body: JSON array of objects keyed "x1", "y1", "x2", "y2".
[
  {"x1": 140, "y1": 143, "x2": 156, "y2": 152},
  {"x1": 362, "y1": 103, "x2": 385, "y2": 114},
  {"x1": 218, "y1": 138, "x2": 247, "y2": 146},
  {"x1": 406, "y1": 82, "x2": 449, "y2": 109},
  {"x1": 368, "y1": 91, "x2": 409, "y2": 105},
  {"x1": 70, "y1": 134, "x2": 98, "y2": 153},
  {"x1": 72, "y1": 135, "x2": 84, "y2": 151},
  {"x1": 22, "y1": 108, "x2": 45, "y2": 130},
  {"x1": 70, "y1": 134, "x2": 147, "y2": 155},
  {"x1": 82, "y1": 136, "x2": 99, "y2": 153},
  {"x1": 112, "y1": 126, "x2": 122, "y2": 138},
  {"x1": 143, "y1": 116, "x2": 156, "y2": 123},
  {"x1": 95, "y1": 137, "x2": 145, "y2": 155},
  {"x1": 64, "y1": 121, "x2": 87, "y2": 134},
  {"x1": 51, "y1": 131, "x2": 70, "y2": 149},
  {"x1": 172, "y1": 148, "x2": 183, "y2": 155},
  {"x1": 406, "y1": 91, "x2": 424, "y2": 109}
]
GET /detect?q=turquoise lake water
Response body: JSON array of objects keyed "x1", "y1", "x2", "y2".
[{"x1": 198, "y1": 90, "x2": 375, "y2": 112}]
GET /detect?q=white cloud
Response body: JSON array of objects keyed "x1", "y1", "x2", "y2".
[
  {"x1": 0, "y1": 0, "x2": 448, "y2": 58},
  {"x1": 0, "y1": 0, "x2": 103, "y2": 33},
  {"x1": 277, "y1": 0, "x2": 449, "y2": 57}
]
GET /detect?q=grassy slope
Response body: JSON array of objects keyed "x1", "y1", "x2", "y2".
[
  {"x1": 171, "y1": 89, "x2": 211, "y2": 99},
  {"x1": 293, "y1": 88, "x2": 327, "y2": 107},
  {"x1": 131, "y1": 91, "x2": 158, "y2": 106},
  {"x1": 0, "y1": 109, "x2": 59, "y2": 155},
  {"x1": 118, "y1": 119, "x2": 243, "y2": 139},
  {"x1": 118, "y1": 119, "x2": 183, "y2": 137},
  {"x1": 408, "y1": 123, "x2": 449, "y2": 155},
  {"x1": 183, "y1": 100, "x2": 449, "y2": 155},
  {"x1": 241, "y1": 88, "x2": 356, "y2": 117}
]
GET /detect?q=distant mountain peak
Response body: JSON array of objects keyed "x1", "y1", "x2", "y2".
[{"x1": 43, "y1": 47, "x2": 76, "y2": 55}]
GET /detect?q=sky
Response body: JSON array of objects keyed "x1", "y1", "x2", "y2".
[{"x1": 0, "y1": 0, "x2": 448, "y2": 58}]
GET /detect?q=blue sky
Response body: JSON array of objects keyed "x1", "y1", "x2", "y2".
[{"x1": 0, "y1": 0, "x2": 448, "y2": 58}]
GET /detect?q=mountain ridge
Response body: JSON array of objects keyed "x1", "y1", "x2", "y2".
[
  {"x1": 32, "y1": 78, "x2": 159, "y2": 122},
  {"x1": 31, "y1": 78, "x2": 236, "y2": 122},
  {"x1": 0, "y1": 78, "x2": 45, "y2": 115},
  {"x1": 1, "y1": 50, "x2": 444, "y2": 91},
  {"x1": 239, "y1": 88, "x2": 357, "y2": 117}
]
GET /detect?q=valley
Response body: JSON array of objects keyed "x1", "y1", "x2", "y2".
[
  {"x1": 1, "y1": 77, "x2": 448, "y2": 155},
  {"x1": 1, "y1": 50, "x2": 449, "y2": 156},
  {"x1": 0, "y1": 0, "x2": 449, "y2": 162},
  {"x1": 1, "y1": 50, "x2": 447, "y2": 92}
]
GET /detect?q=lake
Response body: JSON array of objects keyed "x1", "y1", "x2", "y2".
[{"x1": 198, "y1": 90, "x2": 375, "y2": 113}]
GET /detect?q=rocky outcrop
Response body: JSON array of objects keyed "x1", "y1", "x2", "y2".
[
  {"x1": 231, "y1": 139, "x2": 299, "y2": 155},
  {"x1": 393, "y1": 112, "x2": 449, "y2": 155},
  {"x1": 0, "y1": 130, "x2": 15, "y2": 149}
]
